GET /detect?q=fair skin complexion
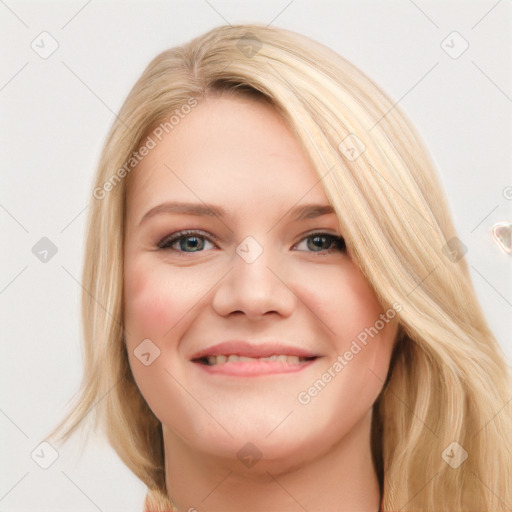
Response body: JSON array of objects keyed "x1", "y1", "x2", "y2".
[{"x1": 124, "y1": 93, "x2": 398, "y2": 512}]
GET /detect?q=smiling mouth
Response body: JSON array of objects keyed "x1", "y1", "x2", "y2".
[
  {"x1": 195, "y1": 354, "x2": 318, "y2": 366},
  {"x1": 190, "y1": 341, "x2": 320, "y2": 376}
]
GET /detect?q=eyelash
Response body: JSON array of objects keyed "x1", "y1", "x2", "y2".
[{"x1": 156, "y1": 230, "x2": 346, "y2": 255}]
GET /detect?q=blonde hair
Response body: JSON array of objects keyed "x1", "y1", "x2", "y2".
[{"x1": 48, "y1": 23, "x2": 512, "y2": 511}]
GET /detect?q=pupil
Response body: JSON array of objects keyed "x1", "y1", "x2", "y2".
[
  {"x1": 180, "y1": 236, "x2": 202, "y2": 251},
  {"x1": 309, "y1": 235, "x2": 330, "y2": 251}
]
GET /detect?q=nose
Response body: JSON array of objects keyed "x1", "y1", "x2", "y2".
[{"x1": 211, "y1": 239, "x2": 296, "y2": 320}]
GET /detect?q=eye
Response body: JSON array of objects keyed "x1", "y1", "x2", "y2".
[
  {"x1": 294, "y1": 232, "x2": 346, "y2": 254},
  {"x1": 157, "y1": 230, "x2": 216, "y2": 253},
  {"x1": 156, "y1": 230, "x2": 346, "y2": 255}
]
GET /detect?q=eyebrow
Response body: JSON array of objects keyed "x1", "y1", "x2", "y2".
[{"x1": 138, "y1": 201, "x2": 335, "y2": 226}]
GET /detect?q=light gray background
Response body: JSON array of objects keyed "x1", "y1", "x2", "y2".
[{"x1": 1, "y1": 1, "x2": 511, "y2": 510}]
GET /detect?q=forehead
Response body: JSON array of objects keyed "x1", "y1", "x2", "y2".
[{"x1": 126, "y1": 95, "x2": 331, "y2": 221}]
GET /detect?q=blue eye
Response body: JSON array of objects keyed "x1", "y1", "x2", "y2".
[
  {"x1": 157, "y1": 231, "x2": 346, "y2": 254},
  {"x1": 157, "y1": 230, "x2": 216, "y2": 252},
  {"x1": 295, "y1": 233, "x2": 346, "y2": 253}
]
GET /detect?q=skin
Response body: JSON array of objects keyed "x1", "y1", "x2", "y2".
[{"x1": 123, "y1": 92, "x2": 399, "y2": 512}]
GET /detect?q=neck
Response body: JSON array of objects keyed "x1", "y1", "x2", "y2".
[{"x1": 163, "y1": 411, "x2": 381, "y2": 512}]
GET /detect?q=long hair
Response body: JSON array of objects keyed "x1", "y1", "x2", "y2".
[{"x1": 47, "y1": 23, "x2": 512, "y2": 511}]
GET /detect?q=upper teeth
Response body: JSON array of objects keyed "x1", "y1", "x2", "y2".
[{"x1": 205, "y1": 354, "x2": 305, "y2": 365}]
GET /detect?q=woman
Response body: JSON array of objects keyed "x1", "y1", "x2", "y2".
[{"x1": 48, "y1": 23, "x2": 512, "y2": 511}]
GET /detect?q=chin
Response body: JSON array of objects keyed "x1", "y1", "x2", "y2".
[{"x1": 177, "y1": 417, "x2": 327, "y2": 474}]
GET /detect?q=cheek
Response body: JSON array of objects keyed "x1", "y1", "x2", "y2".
[
  {"x1": 123, "y1": 260, "x2": 194, "y2": 426},
  {"x1": 312, "y1": 262, "x2": 384, "y2": 338},
  {"x1": 321, "y1": 263, "x2": 397, "y2": 372},
  {"x1": 123, "y1": 259, "x2": 195, "y2": 342}
]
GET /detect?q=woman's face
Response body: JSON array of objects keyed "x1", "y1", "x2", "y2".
[{"x1": 123, "y1": 93, "x2": 399, "y2": 469}]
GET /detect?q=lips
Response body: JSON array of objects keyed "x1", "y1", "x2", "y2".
[
  {"x1": 190, "y1": 340, "x2": 319, "y2": 376},
  {"x1": 202, "y1": 354, "x2": 308, "y2": 365}
]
